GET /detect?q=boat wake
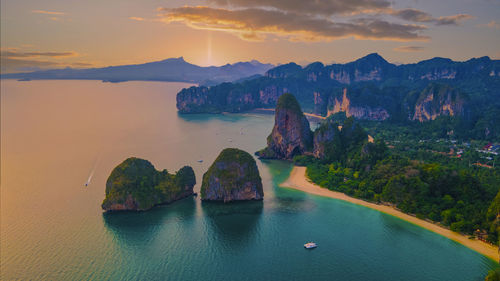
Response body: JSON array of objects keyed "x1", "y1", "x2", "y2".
[{"x1": 85, "y1": 155, "x2": 101, "y2": 187}]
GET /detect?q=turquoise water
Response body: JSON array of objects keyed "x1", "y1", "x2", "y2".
[{"x1": 1, "y1": 80, "x2": 497, "y2": 280}]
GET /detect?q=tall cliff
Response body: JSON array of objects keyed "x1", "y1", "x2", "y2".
[
  {"x1": 257, "y1": 93, "x2": 313, "y2": 160},
  {"x1": 313, "y1": 119, "x2": 341, "y2": 159},
  {"x1": 102, "y1": 158, "x2": 196, "y2": 211},
  {"x1": 326, "y1": 88, "x2": 390, "y2": 121},
  {"x1": 313, "y1": 117, "x2": 370, "y2": 163},
  {"x1": 201, "y1": 148, "x2": 263, "y2": 202},
  {"x1": 411, "y1": 84, "x2": 467, "y2": 122}
]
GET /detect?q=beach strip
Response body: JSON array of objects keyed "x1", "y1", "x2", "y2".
[{"x1": 280, "y1": 166, "x2": 499, "y2": 262}]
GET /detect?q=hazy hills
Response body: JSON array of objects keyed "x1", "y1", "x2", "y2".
[{"x1": 1, "y1": 57, "x2": 275, "y2": 85}]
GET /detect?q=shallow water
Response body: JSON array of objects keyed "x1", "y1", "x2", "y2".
[{"x1": 1, "y1": 80, "x2": 497, "y2": 280}]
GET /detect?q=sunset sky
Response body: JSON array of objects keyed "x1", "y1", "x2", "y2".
[{"x1": 1, "y1": 0, "x2": 499, "y2": 73}]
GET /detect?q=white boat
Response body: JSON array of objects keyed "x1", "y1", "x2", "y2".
[{"x1": 304, "y1": 242, "x2": 317, "y2": 249}]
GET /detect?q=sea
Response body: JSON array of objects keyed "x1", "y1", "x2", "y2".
[{"x1": 1, "y1": 80, "x2": 497, "y2": 280}]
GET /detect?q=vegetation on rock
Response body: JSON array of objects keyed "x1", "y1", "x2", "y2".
[
  {"x1": 177, "y1": 53, "x2": 500, "y2": 140},
  {"x1": 257, "y1": 93, "x2": 313, "y2": 159},
  {"x1": 102, "y1": 157, "x2": 195, "y2": 211},
  {"x1": 201, "y1": 148, "x2": 263, "y2": 202}
]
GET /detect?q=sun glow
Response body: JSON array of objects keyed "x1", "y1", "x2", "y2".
[{"x1": 206, "y1": 31, "x2": 213, "y2": 66}]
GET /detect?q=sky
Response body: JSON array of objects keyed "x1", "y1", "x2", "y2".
[{"x1": 1, "y1": 0, "x2": 499, "y2": 73}]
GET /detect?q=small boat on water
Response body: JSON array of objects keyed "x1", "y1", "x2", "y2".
[{"x1": 304, "y1": 242, "x2": 317, "y2": 249}]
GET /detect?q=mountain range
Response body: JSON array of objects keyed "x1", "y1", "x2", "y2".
[
  {"x1": 176, "y1": 53, "x2": 500, "y2": 140},
  {"x1": 1, "y1": 57, "x2": 275, "y2": 85}
]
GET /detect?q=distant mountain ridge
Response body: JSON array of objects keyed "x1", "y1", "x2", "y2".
[
  {"x1": 176, "y1": 53, "x2": 500, "y2": 140},
  {"x1": 1, "y1": 57, "x2": 275, "y2": 85}
]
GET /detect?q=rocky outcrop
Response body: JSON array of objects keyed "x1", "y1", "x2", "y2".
[
  {"x1": 201, "y1": 148, "x2": 263, "y2": 202},
  {"x1": 326, "y1": 88, "x2": 390, "y2": 121},
  {"x1": 257, "y1": 93, "x2": 313, "y2": 159},
  {"x1": 412, "y1": 84, "x2": 466, "y2": 122},
  {"x1": 313, "y1": 120, "x2": 340, "y2": 158},
  {"x1": 311, "y1": 117, "x2": 369, "y2": 161},
  {"x1": 176, "y1": 86, "x2": 215, "y2": 113},
  {"x1": 102, "y1": 158, "x2": 196, "y2": 211}
]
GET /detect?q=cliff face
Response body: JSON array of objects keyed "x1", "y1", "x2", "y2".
[
  {"x1": 257, "y1": 93, "x2": 313, "y2": 159},
  {"x1": 102, "y1": 158, "x2": 195, "y2": 211},
  {"x1": 175, "y1": 53, "x2": 499, "y2": 127},
  {"x1": 176, "y1": 86, "x2": 216, "y2": 113},
  {"x1": 326, "y1": 88, "x2": 390, "y2": 121},
  {"x1": 201, "y1": 148, "x2": 263, "y2": 202},
  {"x1": 412, "y1": 84, "x2": 466, "y2": 122},
  {"x1": 313, "y1": 120, "x2": 340, "y2": 159}
]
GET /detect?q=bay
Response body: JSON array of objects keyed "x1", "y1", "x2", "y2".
[{"x1": 0, "y1": 80, "x2": 497, "y2": 280}]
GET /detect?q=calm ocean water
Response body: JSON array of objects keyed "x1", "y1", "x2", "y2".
[{"x1": 1, "y1": 80, "x2": 497, "y2": 280}]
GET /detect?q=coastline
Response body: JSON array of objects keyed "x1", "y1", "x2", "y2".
[
  {"x1": 252, "y1": 108, "x2": 326, "y2": 120},
  {"x1": 281, "y1": 166, "x2": 499, "y2": 262}
]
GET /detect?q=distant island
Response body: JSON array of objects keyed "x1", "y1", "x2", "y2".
[
  {"x1": 102, "y1": 157, "x2": 196, "y2": 211},
  {"x1": 1, "y1": 57, "x2": 274, "y2": 86},
  {"x1": 176, "y1": 53, "x2": 500, "y2": 141},
  {"x1": 201, "y1": 148, "x2": 263, "y2": 202}
]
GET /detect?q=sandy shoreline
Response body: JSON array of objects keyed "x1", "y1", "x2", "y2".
[{"x1": 281, "y1": 166, "x2": 499, "y2": 262}]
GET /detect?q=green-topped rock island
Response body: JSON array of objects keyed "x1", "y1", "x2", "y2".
[
  {"x1": 102, "y1": 157, "x2": 196, "y2": 211},
  {"x1": 256, "y1": 93, "x2": 313, "y2": 160},
  {"x1": 201, "y1": 148, "x2": 263, "y2": 202}
]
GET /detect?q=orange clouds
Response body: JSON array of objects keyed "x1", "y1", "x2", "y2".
[
  {"x1": 394, "y1": 46, "x2": 425, "y2": 52},
  {"x1": 0, "y1": 49, "x2": 89, "y2": 73},
  {"x1": 156, "y1": 1, "x2": 474, "y2": 43},
  {"x1": 159, "y1": 6, "x2": 428, "y2": 42},
  {"x1": 129, "y1": 17, "x2": 145, "y2": 21},
  {"x1": 31, "y1": 10, "x2": 65, "y2": 15},
  {"x1": 1, "y1": 50, "x2": 79, "y2": 58}
]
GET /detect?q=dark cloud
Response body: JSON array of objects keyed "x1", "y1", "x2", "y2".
[
  {"x1": 209, "y1": 0, "x2": 391, "y2": 16},
  {"x1": 392, "y1": 9, "x2": 472, "y2": 25},
  {"x1": 391, "y1": 9, "x2": 433, "y2": 23},
  {"x1": 1, "y1": 50, "x2": 78, "y2": 58},
  {"x1": 435, "y1": 14, "x2": 474, "y2": 25},
  {"x1": 209, "y1": 1, "x2": 472, "y2": 26},
  {"x1": 159, "y1": 6, "x2": 428, "y2": 42},
  {"x1": 394, "y1": 46, "x2": 425, "y2": 52}
]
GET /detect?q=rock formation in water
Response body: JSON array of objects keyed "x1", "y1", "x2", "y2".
[
  {"x1": 102, "y1": 157, "x2": 196, "y2": 211},
  {"x1": 201, "y1": 148, "x2": 263, "y2": 202},
  {"x1": 257, "y1": 93, "x2": 313, "y2": 159}
]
